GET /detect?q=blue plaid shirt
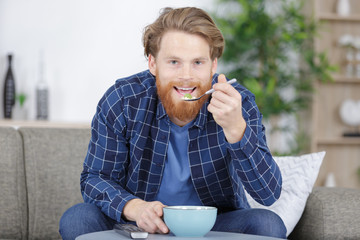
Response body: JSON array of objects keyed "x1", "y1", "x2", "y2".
[{"x1": 81, "y1": 70, "x2": 282, "y2": 222}]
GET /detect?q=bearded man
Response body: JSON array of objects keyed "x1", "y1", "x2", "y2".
[{"x1": 59, "y1": 7, "x2": 286, "y2": 240}]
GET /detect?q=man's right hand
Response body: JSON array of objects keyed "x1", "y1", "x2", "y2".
[{"x1": 122, "y1": 198, "x2": 169, "y2": 234}]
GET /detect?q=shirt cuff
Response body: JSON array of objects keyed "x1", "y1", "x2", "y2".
[
  {"x1": 227, "y1": 124, "x2": 258, "y2": 155},
  {"x1": 110, "y1": 194, "x2": 139, "y2": 222}
]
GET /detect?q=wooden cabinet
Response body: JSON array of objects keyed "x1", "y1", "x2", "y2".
[{"x1": 311, "y1": 0, "x2": 360, "y2": 188}]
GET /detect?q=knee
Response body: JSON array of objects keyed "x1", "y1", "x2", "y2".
[
  {"x1": 59, "y1": 203, "x2": 99, "y2": 228},
  {"x1": 249, "y1": 210, "x2": 287, "y2": 239},
  {"x1": 59, "y1": 203, "x2": 113, "y2": 240}
]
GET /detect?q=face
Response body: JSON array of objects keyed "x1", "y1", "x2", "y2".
[{"x1": 149, "y1": 31, "x2": 217, "y2": 125}]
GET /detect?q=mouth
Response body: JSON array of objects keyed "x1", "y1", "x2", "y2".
[{"x1": 174, "y1": 86, "x2": 196, "y2": 98}]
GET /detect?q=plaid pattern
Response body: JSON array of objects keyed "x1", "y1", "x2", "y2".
[{"x1": 80, "y1": 70, "x2": 282, "y2": 222}]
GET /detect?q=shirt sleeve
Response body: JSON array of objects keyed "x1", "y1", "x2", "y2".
[
  {"x1": 226, "y1": 92, "x2": 282, "y2": 206},
  {"x1": 80, "y1": 85, "x2": 137, "y2": 222}
]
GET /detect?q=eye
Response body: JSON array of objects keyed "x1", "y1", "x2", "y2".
[
  {"x1": 194, "y1": 60, "x2": 203, "y2": 65},
  {"x1": 170, "y1": 60, "x2": 178, "y2": 65}
]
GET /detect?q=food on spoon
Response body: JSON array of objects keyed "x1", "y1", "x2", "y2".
[{"x1": 182, "y1": 93, "x2": 193, "y2": 100}]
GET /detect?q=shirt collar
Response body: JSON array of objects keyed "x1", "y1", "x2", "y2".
[{"x1": 156, "y1": 101, "x2": 168, "y2": 120}]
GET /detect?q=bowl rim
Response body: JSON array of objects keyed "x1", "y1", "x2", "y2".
[{"x1": 163, "y1": 206, "x2": 217, "y2": 210}]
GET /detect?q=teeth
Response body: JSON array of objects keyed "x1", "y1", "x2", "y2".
[{"x1": 178, "y1": 87, "x2": 194, "y2": 91}]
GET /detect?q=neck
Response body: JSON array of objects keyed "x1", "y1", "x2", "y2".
[{"x1": 169, "y1": 116, "x2": 195, "y2": 127}]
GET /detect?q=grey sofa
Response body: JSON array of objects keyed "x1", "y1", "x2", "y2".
[{"x1": 0, "y1": 126, "x2": 359, "y2": 240}]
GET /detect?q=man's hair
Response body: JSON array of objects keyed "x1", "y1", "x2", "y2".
[{"x1": 143, "y1": 7, "x2": 224, "y2": 60}]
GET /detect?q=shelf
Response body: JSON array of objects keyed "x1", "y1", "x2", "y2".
[
  {"x1": 325, "y1": 76, "x2": 360, "y2": 84},
  {"x1": 312, "y1": 0, "x2": 360, "y2": 190},
  {"x1": 317, "y1": 137, "x2": 360, "y2": 145},
  {"x1": 318, "y1": 13, "x2": 360, "y2": 22},
  {"x1": 0, "y1": 120, "x2": 90, "y2": 129}
]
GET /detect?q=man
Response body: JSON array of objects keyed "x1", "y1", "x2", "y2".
[{"x1": 59, "y1": 7, "x2": 286, "y2": 240}]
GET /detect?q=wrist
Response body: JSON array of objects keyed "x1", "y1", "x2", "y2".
[
  {"x1": 122, "y1": 198, "x2": 144, "y2": 221},
  {"x1": 224, "y1": 118, "x2": 247, "y2": 144}
]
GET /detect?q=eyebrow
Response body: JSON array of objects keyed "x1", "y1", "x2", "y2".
[
  {"x1": 194, "y1": 57, "x2": 209, "y2": 61},
  {"x1": 165, "y1": 56, "x2": 210, "y2": 61},
  {"x1": 165, "y1": 56, "x2": 181, "y2": 60}
]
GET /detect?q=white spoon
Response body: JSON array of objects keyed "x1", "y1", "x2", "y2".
[{"x1": 183, "y1": 78, "x2": 237, "y2": 101}]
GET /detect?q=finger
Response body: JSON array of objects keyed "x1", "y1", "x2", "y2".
[
  {"x1": 209, "y1": 93, "x2": 242, "y2": 118},
  {"x1": 208, "y1": 101, "x2": 231, "y2": 119},
  {"x1": 153, "y1": 202, "x2": 165, "y2": 217},
  {"x1": 213, "y1": 83, "x2": 240, "y2": 99},
  {"x1": 152, "y1": 203, "x2": 169, "y2": 233},
  {"x1": 211, "y1": 90, "x2": 233, "y2": 105},
  {"x1": 217, "y1": 73, "x2": 227, "y2": 83},
  {"x1": 138, "y1": 212, "x2": 158, "y2": 233},
  {"x1": 154, "y1": 217, "x2": 169, "y2": 234},
  {"x1": 137, "y1": 219, "x2": 156, "y2": 233},
  {"x1": 141, "y1": 202, "x2": 168, "y2": 234},
  {"x1": 213, "y1": 78, "x2": 241, "y2": 101},
  {"x1": 141, "y1": 213, "x2": 167, "y2": 234},
  {"x1": 211, "y1": 92, "x2": 241, "y2": 114}
]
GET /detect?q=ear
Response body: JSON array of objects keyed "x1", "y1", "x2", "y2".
[
  {"x1": 148, "y1": 54, "x2": 157, "y2": 76},
  {"x1": 211, "y1": 58, "x2": 218, "y2": 75}
]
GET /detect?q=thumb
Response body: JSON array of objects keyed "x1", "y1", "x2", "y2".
[{"x1": 217, "y1": 74, "x2": 227, "y2": 83}]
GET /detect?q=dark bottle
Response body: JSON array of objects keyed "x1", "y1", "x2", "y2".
[{"x1": 3, "y1": 54, "x2": 16, "y2": 119}]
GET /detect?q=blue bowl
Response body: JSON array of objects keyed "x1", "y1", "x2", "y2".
[{"x1": 163, "y1": 206, "x2": 217, "y2": 237}]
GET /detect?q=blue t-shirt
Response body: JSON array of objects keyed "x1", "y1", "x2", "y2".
[{"x1": 155, "y1": 121, "x2": 202, "y2": 206}]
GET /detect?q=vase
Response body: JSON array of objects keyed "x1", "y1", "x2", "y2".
[
  {"x1": 337, "y1": 0, "x2": 350, "y2": 16},
  {"x1": 324, "y1": 172, "x2": 336, "y2": 187},
  {"x1": 345, "y1": 48, "x2": 354, "y2": 77},
  {"x1": 356, "y1": 50, "x2": 360, "y2": 78}
]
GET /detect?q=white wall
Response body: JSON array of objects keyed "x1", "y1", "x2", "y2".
[{"x1": 0, "y1": 0, "x2": 215, "y2": 123}]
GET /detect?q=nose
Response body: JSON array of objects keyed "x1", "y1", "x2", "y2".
[{"x1": 180, "y1": 63, "x2": 192, "y2": 80}]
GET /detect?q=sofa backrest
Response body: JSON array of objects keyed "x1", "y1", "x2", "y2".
[
  {"x1": 19, "y1": 127, "x2": 91, "y2": 240},
  {"x1": 0, "y1": 127, "x2": 28, "y2": 240}
]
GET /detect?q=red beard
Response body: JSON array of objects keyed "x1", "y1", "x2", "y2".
[{"x1": 156, "y1": 77, "x2": 212, "y2": 123}]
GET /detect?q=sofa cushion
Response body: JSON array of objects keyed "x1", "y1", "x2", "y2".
[
  {"x1": 0, "y1": 127, "x2": 28, "y2": 239},
  {"x1": 290, "y1": 187, "x2": 360, "y2": 240},
  {"x1": 245, "y1": 151, "x2": 325, "y2": 236},
  {"x1": 20, "y1": 127, "x2": 91, "y2": 240}
]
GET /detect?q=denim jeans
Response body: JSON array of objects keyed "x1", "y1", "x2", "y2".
[
  {"x1": 212, "y1": 208, "x2": 286, "y2": 238},
  {"x1": 59, "y1": 203, "x2": 286, "y2": 240}
]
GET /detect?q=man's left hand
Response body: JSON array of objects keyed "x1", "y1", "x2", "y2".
[{"x1": 207, "y1": 74, "x2": 246, "y2": 143}]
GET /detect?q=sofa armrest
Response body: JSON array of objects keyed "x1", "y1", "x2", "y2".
[{"x1": 289, "y1": 187, "x2": 360, "y2": 240}]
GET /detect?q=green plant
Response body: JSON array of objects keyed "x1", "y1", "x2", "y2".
[
  {"x1": 16, "y1": 93, "x2": 27, "y2": 107},
  {"x1": 213, "y1": 0, "x2": 337, "y2": 154}
]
